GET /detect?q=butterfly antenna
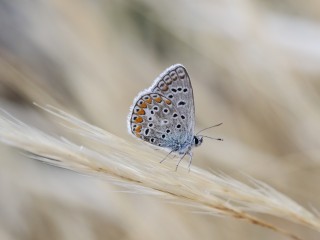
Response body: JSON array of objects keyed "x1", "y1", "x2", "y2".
[
  {"x1": 196, "y1": 122, "x2": 223, "y2": 135},
  {"x1": 201, "y1": 135, "x2": 223, "y2": 141}
]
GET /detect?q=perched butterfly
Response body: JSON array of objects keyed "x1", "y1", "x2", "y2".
[{"x1": 127, "y1": 64, "x2": 222, "y2": 171}]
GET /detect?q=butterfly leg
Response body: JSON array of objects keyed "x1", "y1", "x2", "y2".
[
  {"x1": 160, "y1": 150, "x2": 174, "y2": 164},
  {"x1": 175, "y1": 152, "x2": 187, "y2": 171},
  {"x1": 187, "y1": 152, "x2": 193, "y2": 173}
]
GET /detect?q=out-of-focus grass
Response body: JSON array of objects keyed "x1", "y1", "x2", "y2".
[{"x1": 0, "y1": 1, "x2": 320, "y2": 239}]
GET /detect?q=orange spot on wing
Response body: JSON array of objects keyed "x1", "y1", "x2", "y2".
[
  {"x1": 138, "y1": 102, "x2": 147, "y2": 108},
  {"x1": 135, "y1": 125, "x2": 142, "y2": 133},
  {"x1": 154, "y1": 97, "x2": 162, "y2": 103},
  {"x1": 136, "y1": 109, "x2": 145, "y2": 115},
  {"x1": 135, "y1": 116, "x2": 143, "y2": 123},
  {"x1": 145, "y1": 98, "x2": 152, "y2": 104},
  {"x1": 165, "y1": 99, "x2": 171, "y2": 105}
]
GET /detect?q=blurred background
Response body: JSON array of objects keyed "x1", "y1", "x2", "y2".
[{"x1": 0, "y1": 0, "x2": 320, "y2": 239}]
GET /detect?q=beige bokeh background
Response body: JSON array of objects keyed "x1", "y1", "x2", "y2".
[{"x1": 0, "y1": 0, "x2": 319, "y2": 239}]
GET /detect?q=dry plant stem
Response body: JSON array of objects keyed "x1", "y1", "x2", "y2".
[
  {"x1": 30, "y1": 155, "x2": 301, "y2": 240},
  {"x1": 93, "y1": 165, "x2": 302, "y2": 240},
  {"x1": 0, "y1": 107, "x2": 320, "y2": 240}
]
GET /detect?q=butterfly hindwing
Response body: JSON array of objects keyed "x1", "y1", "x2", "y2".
[{"x1": 129, "y1": 93, "x2": 184, "y2": 149}]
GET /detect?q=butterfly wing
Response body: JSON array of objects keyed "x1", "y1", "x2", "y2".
[
  {"x1": 151, "y1": 64, "x2": 195, "y2": 137},
  {"x1": 128, "y1": 64, "x2": 195, "y2": 151}
]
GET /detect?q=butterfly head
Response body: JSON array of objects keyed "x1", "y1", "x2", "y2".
[{"x1": 193, "y1": 135, "x2": 203, "y2": 147}]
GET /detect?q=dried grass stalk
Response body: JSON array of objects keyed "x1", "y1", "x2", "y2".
[{"x1": 0, "y1": 106, "x2": 319, "y2": 240}]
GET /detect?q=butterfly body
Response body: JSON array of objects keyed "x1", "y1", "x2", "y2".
[{"x1": 128, "y1": 64, "x2": 203, "y2": 168}]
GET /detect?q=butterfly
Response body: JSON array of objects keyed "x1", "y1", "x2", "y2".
[{"x1": 127, "y1": 64, "x2": 222, "y2": 171}]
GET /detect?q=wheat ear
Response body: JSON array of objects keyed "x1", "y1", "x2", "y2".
[{"x1": 0, "y1": 106, "x2": 319, "y2": 240}]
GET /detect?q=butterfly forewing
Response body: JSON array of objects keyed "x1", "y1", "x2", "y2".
[{"x1": 151, "y1": 64, "x2": 195, "y2": 137}]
